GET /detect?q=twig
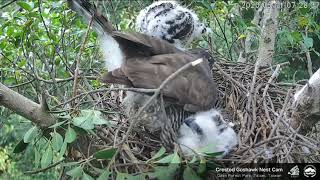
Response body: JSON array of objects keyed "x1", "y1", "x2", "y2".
[
  {"x1": 24, "y1": 159, "x2": 64, "y2": 174},
  {"x1": 52, "y1": 87, "x2": 157, "y2": 109},
  {"x1": 8, "y1": 79, "x2": 35, "y2": 88},
  {"x1": 268, "y1": 89, "x2": 292, "y2": 139},
  {"x1": 214, "y1": 63, "x2": 248, "y2": 92},
  {"x1": 37, "y1": 76, "x2": 97, "y2": 84},
  {"x1": 0, "y1": 0, "x2": 17, "y2": 9},
  {"x1": 262, "y1": 65, "x2": 281, "y2": 124},
  {"x1": 71, "y1": 17, "x2": 94, "y2": 108},
  {"x1": 212, "y1": 11, "x2": 232, "y2": 61}
]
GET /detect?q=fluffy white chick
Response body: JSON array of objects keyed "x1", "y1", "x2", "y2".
[{"x1": 178, "y1": 109, "x2": 237, "y2": 158}]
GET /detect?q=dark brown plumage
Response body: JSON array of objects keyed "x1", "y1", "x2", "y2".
[
  {"x1": 68, "y1": 0, "x2": 219, "y2": 150},
  {"x1": 68, "y1": 0, "x2": 217, "y2": 112}
]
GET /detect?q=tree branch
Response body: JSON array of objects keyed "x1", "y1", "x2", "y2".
[
  {"x1": 291, "y1": 68, "x2": 320, "y2": 133},
  {"x1": 256, "y1": 0, "x2": 279, "y2": 66},
  {"x1": 0, "y1": 82, "x2": 56, "y2": 128},
  {"x1": 24, "y1": 159, "x2": 64, "y2": 175},
  {"x1": 71, "y1": 17, "x2": 94, "y2": 109}
]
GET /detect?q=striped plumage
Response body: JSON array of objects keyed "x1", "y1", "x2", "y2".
[
  {"x1": 160, "y1": 104, "x2": 192, "y2": 149},
  {"x1": 124, "y1": 92, "x2": 191, "y2": 150},
  {"x1": 136, "y1": 1, "x2": 211, "y2": 49}
]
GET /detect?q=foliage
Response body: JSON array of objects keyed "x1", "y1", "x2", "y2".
[{"x1": 0, "y1": 0, "x2": 320, "y2": 179}]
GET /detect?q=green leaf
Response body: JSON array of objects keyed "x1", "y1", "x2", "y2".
[
  {"x1": 13, "y1": 139, "x2": 28, "y2": 153},
  {"x1": 148, "y1": 147, "x2": 166, "y2": 162},
  {"x1": 82, "y1": 173, "x2": 95, "y2": 180},
  {"x1": 93, "y1": 148, "x2": 117, "y2": 160},
  {"x1": 189, "y1": 156, "x2": 198, "y2": 163},
  {"x1": 73, "y1": 116, "x2": 94, "y2": 130},
  {"x1": 4, "y1": 76, "x2": 15, "y2": 85},
  {"x1": 206, "y1": 161, "x2": 219, "y2": 171},
  {"x1": 204, "y1": 151, "x2": 224, "y2": 158},
  {"x1": 93, "y1": 117, "x2": 110, "y2": 125},
  {"x1": 197, "y1": 158, "x2": 206, "y2": 175},
  {"x1": 17, "y1": 1, "x2": 34, "y2": 11},
  {"x1": 97, "y1": 170, "x2": 111, "y2": 180},
  {"x1": 238, "y1": 34, "x2": 246, "y2": 40},
  {"x1": 298, "y1": 16, "x2": 309, "y2": 27},
  {"x1": 17, "y1": 60, "x2": 27, "y2": 67},
  {"x1": 150, "y1": 164, "x2": 180, "y2": 180},
  {"x1": 156, "y1": 153, "x2": 175, "y2": 164},
  {"x1": 4, "y1": 26, "x2": 13, "y2": 36},
  {"x1": 65, "y1": 126, "x2": 77, "y2": 143},
  {"x1": 35, "y1": 149, "x2": 40, "y2": 168},
  {"x1": 88, "y1": 110, "x2": 110, "y2": 125},
  {"x1": 41, "y1": 146, "x2": 53, "y2": 168},
  {"x1": 290, "y1": 31, "x2": 302, "y2": 42},
  {"x1": 49, "y1": 120, "x2": 67, "y2": 128},
  {"x1": 51, "y1": 132, "x2": 63, "y2": 152},
  {"x1": 183, "y1": 166, "x2": 202, "y2": 180},
  {"x1": 198, "y1": 143, "x2": 217, "y2": 154},
  {"x1": 73, "y1": 110, "x2": 107, "y2": 130},
  {"x1": 58, "y1": 141, "x2": 67, "y2": 160},
  {"x1": 73, "y1": 110, "x2": 101, "y2": 130},
  {"x1": 66, "y1": 166, "x2": 83, "y2": 177},
  {"x1": 116, "y1": 172, "x2": 145, "y2": 180},
  {"x1": 304, "y1": 37, "x2": 313, "y2": 49},
  {"x1": 126, "y1": 174, "x2": 145, "y2": 180},
  {"x1": 24, "y1": 126, "x2": 39, "y2": 143},
  {"x1": 116, "y1": 173, "x2": 128, "y2": 180},
  {"x1": 171, "y1": 152, "x2": 180, "y2": 163},
  {"x1": 155, "y1": 152, "x2": 180, "y2": 164}
]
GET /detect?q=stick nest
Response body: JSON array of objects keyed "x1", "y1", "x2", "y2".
[{"x1": 76, "y1": 60, "x2": 320, "y2": 174}]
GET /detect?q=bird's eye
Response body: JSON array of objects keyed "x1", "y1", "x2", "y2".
[
  {"x1": 184, "y1": 116, "x2": 195, "y2": 126},
  {"x1": 184, "y1": 117, "x2": 203, "y2": 135},
  {"x1": 187, "y1": 122, "x2": 203, "y2": 135},
  {"x1": 212, "y1": 115, "x2": 223, "y2": 126},
  {"x1": 192, "y1": 123, "x2": 203, "y2": 135}
]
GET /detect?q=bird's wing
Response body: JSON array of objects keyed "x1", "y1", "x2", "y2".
[
  {"x1": 102, "y1": 53, "x2": 217, "y2": 110},
  {"x1": 113, "y1": 32, "x2": 182, "y2": 57},
  {"x1": 100, "y1": 69, "x2": 132, "y2": 86}
]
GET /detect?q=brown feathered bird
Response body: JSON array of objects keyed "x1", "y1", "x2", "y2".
[{"x1": 68, "y1": 0, "x2": 218, "y2": 149}]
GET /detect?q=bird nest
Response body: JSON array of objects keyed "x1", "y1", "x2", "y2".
[{"x1": 77, "y1": 60, "x2": 319, "y2": 174}]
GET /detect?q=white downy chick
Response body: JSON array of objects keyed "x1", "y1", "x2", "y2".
[
  {"x1": 136, "y1": 1, "x2": 211, "y2": 49},
  {"x1": 178, "y1": 109, "x2": 237, "y2": 158}
]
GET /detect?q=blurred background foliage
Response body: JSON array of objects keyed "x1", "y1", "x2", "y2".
[{"x1": 0, "y1": 0, "x2": 319, "y2": 179}]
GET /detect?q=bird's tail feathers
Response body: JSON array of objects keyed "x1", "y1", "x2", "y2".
[{"x1": 67, "y1": 0, "x2": 114, "y2": 34}]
